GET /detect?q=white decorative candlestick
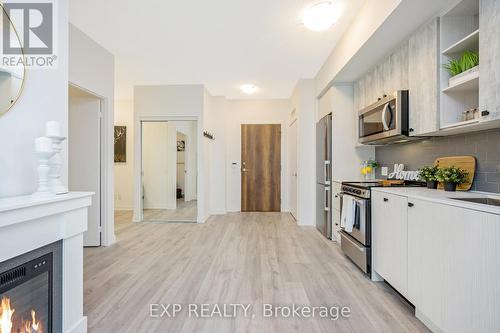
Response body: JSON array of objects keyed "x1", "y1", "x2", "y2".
[
  {"x1": 46, "y1": 121, "x2": 61, "y2": 137},
  {"x1": 47, "y1": 135, "x2": 68, "y2": 194},
  {"x1": 33, "y1": 137, "x2": 56, "y2": 199}
]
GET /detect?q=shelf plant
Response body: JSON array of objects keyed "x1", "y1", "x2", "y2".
[
  {"x1": 443, "y1": 51, "x2": 479, "y2": 79},
  {"x1": 435, "y1": 166, "x2": 469, "y2": 192},
  {"x1": 418, "y1": 165, "x2": 439, "y2": 189}
]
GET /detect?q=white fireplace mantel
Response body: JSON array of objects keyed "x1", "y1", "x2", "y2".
[{"x1": 0, "y1": 192, "x2": 93, "y2": 333}]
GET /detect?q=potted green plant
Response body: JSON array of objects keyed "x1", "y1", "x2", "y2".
[
  {"x1": 418, "y1": 165, "x2": 439, "y2": 189},
  {"x1": 443, "y1": 51, "x2": 479, "y2": 87},
  {"x1": 435, "y1": 166, "x2": 469, "y2": 192}
]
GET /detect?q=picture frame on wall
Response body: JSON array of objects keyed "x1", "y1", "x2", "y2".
[
  {"x1": 177, "y1": 140, "x2": 185, "y2": 152},
  {"x1": 114, "y1": 126, "x2": 126, "y2": 163}
]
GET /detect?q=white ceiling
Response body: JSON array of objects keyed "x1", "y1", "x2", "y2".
[{"x1": 69, "y1": 0, "x2": 365, "y2": 100}]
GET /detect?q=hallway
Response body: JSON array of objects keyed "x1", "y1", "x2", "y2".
[{"x1": 84, "y1": 212, "x2": 428, "y2": 333}]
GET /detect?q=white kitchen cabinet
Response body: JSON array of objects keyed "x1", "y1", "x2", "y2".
[
  {"x1": 371, "y1": 191, "x2": 409, "y2": 297},
  {"x1": 479, "y1": 0, "x2": 500, "y2": 121},
  {"x1": 407, "y1": 199, "x2": 500, "y2": 333},
  {"x1": 409, "y1": 18, "x2": 440, "y2": 135}
]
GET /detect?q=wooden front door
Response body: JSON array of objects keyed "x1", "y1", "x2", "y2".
[{"x1": 241, "y1": 124, "x2": 281, "y2": 212}]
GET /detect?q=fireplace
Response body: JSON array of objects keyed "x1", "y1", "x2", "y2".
[{"x1": 0, "y1": 242, "x2": 62, "y2": 333}]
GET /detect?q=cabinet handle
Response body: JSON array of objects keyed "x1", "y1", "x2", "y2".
[
  {"x1": 383, "y1": 198, "x2": 389, "y2": 202},
  {"x1": 408, "y1": 202, "x2": 414, "y2": 208},
  {"x1": 481, "y1": 110, "x2": 490, "y2": 117},
  {"x1": 409, "y1": 128, "x2": 414, "y2": 132}
]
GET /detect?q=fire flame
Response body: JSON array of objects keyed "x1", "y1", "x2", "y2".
[
  {"x1": 0, "y1": 297, "x2": 14, "y2": 333},
  {"x1": 0, "y1": 297, "x2": 42, "y2": 333}
]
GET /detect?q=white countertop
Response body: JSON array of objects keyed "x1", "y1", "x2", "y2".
[{"x1": 371, "y1": 187, "x2": 500, "y2": 215}]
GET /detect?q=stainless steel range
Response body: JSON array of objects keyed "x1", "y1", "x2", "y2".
[{"x1": 339, "y1": 181, "x2": 424, "y2": 276}]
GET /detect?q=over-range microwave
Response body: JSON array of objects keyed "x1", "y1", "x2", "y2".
[{"x1": 358, "y1": 90, "x2": 411, "y2": 145}]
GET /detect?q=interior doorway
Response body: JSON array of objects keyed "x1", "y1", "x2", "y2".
[
  {"x1": 141, "y1": 120, "x2": 198, "y2": 222},
  {"x1": 68, "y1": 85, "x2": 103, "y2": 246},
  {"x1": 241, "y1": 124, "x2": 281, "y2": 212}
]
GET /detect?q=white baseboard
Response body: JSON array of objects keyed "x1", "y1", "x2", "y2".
[
  {"x1": 114, "y1": 206, "x2": 133, "y2": 211},
  {"x1": 102, "y1": 233, "x2": 117, "y2": 247},
  {"x1": 65, "y1": 316, "x2": 87, "y2": 333},
  {"x1": 415, "y1": 308, "x2": 443, "y2": 333},
  {"x1": 210, "y1": 210, "x2": 227, "y2": 215}
]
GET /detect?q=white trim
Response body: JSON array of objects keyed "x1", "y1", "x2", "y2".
[
  {"x1": 65, "y1": 317, "x2": 87, "y2": 333},
  {"x1": 68, "y1": 82, "x2": 116, "y2": 247},
  {"x1": 134, "y1": 115, "x2": 202, "y2": 223}
]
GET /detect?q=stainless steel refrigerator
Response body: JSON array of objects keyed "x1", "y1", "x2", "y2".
[{"x1": 316, "y1": 114, "x2": 332, "y2": 239}]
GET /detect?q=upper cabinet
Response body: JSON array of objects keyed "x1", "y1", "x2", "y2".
[
  {"x1": 439, "y1": 0, "x2": 480, "y2": 129},
  {"x1": 409, "y1": 18, "x2": 440, "y2": 136},
  {"x1": 479, "y1": 0, "x2": 500, "y2": 121},
  {"x1": 353, "y1": 0, "x2": 500, "y2": 142},
  {"x1": 439, "y1": 0, "x2": 500, "y2": 134},
  {"x1": 353, "y1": 42, "x2": 409, "y2": 112}
]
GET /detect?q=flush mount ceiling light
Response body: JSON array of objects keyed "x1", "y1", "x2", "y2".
[
  {"x1": 302, "y1": 1, "x2": 342, "y2": 32},
  {"x1": 240, "y1": 84, "x2": 259, "y2": 95}
]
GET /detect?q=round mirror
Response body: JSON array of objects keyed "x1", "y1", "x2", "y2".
[{"x1": 0, "y1": 4, "x2": 26, "y2": 116}]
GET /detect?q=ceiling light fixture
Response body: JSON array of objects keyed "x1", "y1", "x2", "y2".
[
  {"x1": 302, "y1": 1, "x2": 342, "y2": 32},
  {"x1": 240, "y1": 84, "x2": 259, "y2": 95}
]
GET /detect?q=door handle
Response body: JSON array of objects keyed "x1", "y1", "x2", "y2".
[
  {"x1": 381, "y1": 103, "x2": 391, "y2": 130},
  {"x1": 324, "y1": 160, "x2": 331, "y2": 185},
  {"x1": 324, "y1": 187, "x2": 331, "y2": 211},
  {"x1": 383, "y1": 198, "x2": 389, "y2": 202},
  {"x1": 408, "y1": 202, "x2": 414, "y2": 208}
]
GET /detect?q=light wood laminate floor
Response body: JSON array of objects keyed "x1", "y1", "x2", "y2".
[
  {"x1": 84, "y1": 211, "x2": 429, "y2": 333},
  {"x1": 143, "y1": 199, "x2": 197, "y2": 222}
]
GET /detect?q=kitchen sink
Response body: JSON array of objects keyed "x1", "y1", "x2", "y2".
[{"x1": 450, "y1": 197, "x2": 500, "y2": 207}]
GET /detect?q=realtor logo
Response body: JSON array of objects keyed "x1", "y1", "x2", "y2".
[
  {"x1": 3, "y1": 2, "x2": 53, "y2": 54},
  {"x1": 1, "y1": 1, "x2": 57, "y2": 68}
]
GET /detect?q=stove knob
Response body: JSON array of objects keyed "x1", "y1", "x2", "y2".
[{"x1": 356, "y1": 190, "x2": 362, "y2": 195}]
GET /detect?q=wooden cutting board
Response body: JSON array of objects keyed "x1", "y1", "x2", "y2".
[{"x1": 434, "y1": 156, "x2": 476, "y2": 191}]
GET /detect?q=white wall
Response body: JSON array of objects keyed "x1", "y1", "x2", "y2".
[
  {"x1": 114, "y1": 100, "x2": 134, "y2": 210},
  {"x1": 207, "y1": 96, "x2": 227, "y2": 215},
  {"x1": 69, "y1": 23, "x2": 115, "y2": 245},
  {"x1": 133, "y1": 85, "x2": 206, "y2": 222},
  {"x1": 224, "y1": 99, "x2": 290, "y2": 212},
  {"x1": 289, "y1": 80, "x2": 317, "y2": 226},
  {"x1": 315, "y1": 0, "x2": 401, "y2": 96},
  {"x1": 0, "y1": 0, "x2": 68, "y2": 198}
]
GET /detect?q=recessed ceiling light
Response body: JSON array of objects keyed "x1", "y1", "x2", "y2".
[
  {"x1": 302, "y1": 1, "x2": 342, "y2": 32},
  {"x1": 240, "y1": 84, "x2": 259, "y2": 95}
]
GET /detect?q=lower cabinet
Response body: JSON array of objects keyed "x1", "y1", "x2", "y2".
[
  {"x1": 407, "y1": 199, "x2": 500, "y2": 333},
  {"x1": 372, "y1": 191, "x2": 409, "y2": 297}
]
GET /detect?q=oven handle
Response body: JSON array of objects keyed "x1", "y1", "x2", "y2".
[
  {"x1": 340, "y1": 231, "x2": 365, "y2": 252},
  {"x1": 339, "y1": 192, "x2": 366, "y2": 228}
]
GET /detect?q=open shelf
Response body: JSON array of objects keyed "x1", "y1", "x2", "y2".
[
  {"x1": 442, "y1": 29, "x2": 479, "y2": 55},
  {"x1": 434, "y1": 118, "x2": 500, "y2": 136},
  {"x1": 442, "y1": 69, "x2": 479, "y2": 93},
  {"x1": 440, "y1": 118, "x2": 479, "y2": 130}
]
